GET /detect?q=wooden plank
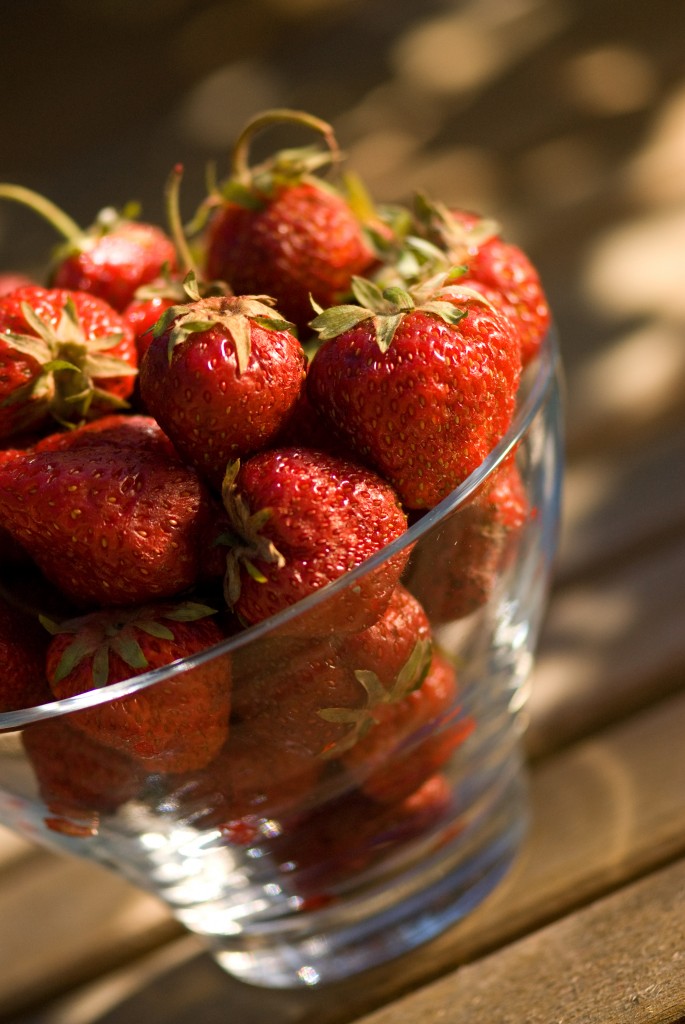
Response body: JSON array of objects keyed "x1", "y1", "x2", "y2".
[
  {"x1": 526, "y1": 531, "x2": 685, "y2": 758},
  {"x1": 0, "y1": 825, "x2": 36, "y2": 870},
  {"x1": 0, "y1": 856, "x2": 179, "y2": 1019},
  {"x1": 11, "y1": 686, "x2": 685, "y2": 1024},
  {"x1": 557, "y1": 421, "x2": 685, "y2": 585},
  {"x1": 353, "y1": 858, "x2": 685, "y2": 1024}
]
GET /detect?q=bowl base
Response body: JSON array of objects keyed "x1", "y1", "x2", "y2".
[{"x1": 206, "y1": 771, "x2": 528, "y2": 989}]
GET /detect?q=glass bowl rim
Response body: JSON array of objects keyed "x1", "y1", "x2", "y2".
[{"x1": 0, "y1": 325, "x2": 561, "y2": 730}]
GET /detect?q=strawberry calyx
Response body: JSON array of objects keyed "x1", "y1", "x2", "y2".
[
  {"x1": 308, "y1": 272, "x2": 471, "y2": 353},
  {"x1": 150, "y1": 287, "x2": 296, "y2": 374},
  {"x1": 41, "y1": 601, "x2": 218, "y2": 689},
  {"x1": 230, "y1": 108, "x2": 341, "y2": 194},
  {"x1": 193, "y1": 109, "x2": 345, "y2": 229},
  {"x1": 413, "y1": 192, "x2": 501, "y2": 261},
  {"x1": 2, "y1": 297, "x2": 135, "y2": 427},
  {"x1": 218, "y1": 460, "x2": 286, "y2": 609},
  {"x1": 317, "y1": 637, "x2": 433, "y2": 757}
]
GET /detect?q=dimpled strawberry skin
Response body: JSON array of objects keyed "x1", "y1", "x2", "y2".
[
  {"x1": 205, "y1": 182, "x2": 377, "y2": 334},
  {"x1": 307, "y1": 300, "x2": 521, "y2": 509}
]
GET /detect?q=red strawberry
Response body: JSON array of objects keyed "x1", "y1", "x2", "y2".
[
  {"x1": 167, "y1": 716, "x2": 322, "y2": 837},
  {"x1": 0, "y1": 272, "x2": 34, "y2": 297},
  {"x1": 0, "y1": 444, "x2": 218, "y2": 607},
  {"x1": 406, "y1": 456, "x2": 529, "y2": 621},
  {"x1": 219, "y1": 447, "x2": 409, "y2": 632},
  {"x1": 22, "y1": 718, "x2": 143, "y2": 820},
  {"x1": 230, "y1": 634, "x2": 369, "y2": 761},
  {"x1": 139, "y1": 294, "x2": 307, "y2": 487},
  {"x1": 415, "y1": 199, "x2": 550, "y2": 366},
  {"x1": 29, "y1": 412, "x2": 180, "y2": 460},
  {"x1": 122, "y1": 291, "x2": 177, "y2": 365},
  {"x1": 0, "y1": 181, "x2": 177, "y2": 313},
  {"x1": 0, "y1": 285, "x2": 137, "y2": 440},
  {"x1": 45, "y1": 602, "x2": 231, "y2": 773},
  {"x1": 272, "y1": 773, "x2": 453, "y2": 901},
  {"x1": 307, "y1": 277, "x2": 521, "y2": 510},
  {"x1": 52, "y1": 219, "x2": 177, "y2": 313},
  {"x1": 0, "y1": 593, "x2": 52, "y2": 711},
  {"x1": 230, "y1": 586, "x2": 431, "y2": 763},
  {"x1": 202, "y1": 109, "x2": 377, "y2": 334},
  {"x1": 342, "y1": 651, "x2": 473, "y2": 804}
]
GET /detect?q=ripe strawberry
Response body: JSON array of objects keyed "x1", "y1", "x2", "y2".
[
  {"x1": 122, "y1": 290, "x2": 177, "y2": 364},
  {"x1": 0, "y1": 181, "x2": 177, "y2": 313},
  {"x1": 219, "y1": 447, "x2": 409, "y2": 632},
  {"x1": 0, "y1": 443, "x2": 218, "y2": 607},
  {"x1": 230, "y1": 586, "x2": 432, "y2": 763},
  {"x1": 307, "y1": 277, "x2": 521, "y2": 510},
  {"x1": 0, "y1": 593, "x2": 52, "y2": 711},
  {"x1": 414, "y1": 199, "x2": 550, "y2": 366},
  {"x1": 45, "y1": 602, "x2": 232, "y2": 774},
  {"x1": 22, "y1": 718, "x2": 143, "y2": 819},
  {"x1": 139, "y1": 293, "x2": 307, "y2": 488},
  {"x1": 29, "y1": 411, "x2": 180, "y2": 460},
  {"x1": 0, "y1": 285, "x2": 137, "y2": 440},
  {"x1": 406, "y1": 456, "x2": 529, "y2": 621},
  {"x1": 231, "y1": 636, "x2": 376, "y2": 761},
  {"x1": 272, "y1": 773, "x2": 453, "y2": 901},
  {"x1": 0, "y1": 272, "x2": 34, "y2": 297},
  {"x1": 167, "y1": 717, "x2": 322, "y2": 836},
  {"x1": 342, "y1": 651, "x2": 473, "y2": 804},
  {"x1": 202, "y1": 109, "x2": 377, "y2": 334}
]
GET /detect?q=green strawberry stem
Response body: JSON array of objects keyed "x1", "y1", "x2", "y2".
[
  {"x1": 230, "y1": 108, "x2": 342, "y2": 188},
  {"x1": 0, "y1": 182, "x2": 83, "y2": 243},
  {"x1": 164, "y1": 163, "x2": 201, "y2": 280}
]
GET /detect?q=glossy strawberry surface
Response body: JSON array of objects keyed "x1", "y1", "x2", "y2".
[
  {"x1": 46, "y1": 604, "x2": 232, "y2": 773},
  {"x1": 139, "y1": 295, "x2": 307, "y2": 487},
  {"x1": 52, "y1": 221, "x2": 177, "y2": 313},
  {"x1": 0, "y1": 285, "x2": 137, "y2": 439},
  {"x1": 0, "y1": 444, "x2": 217, "y2": 607},
  {"x1": 205, "y1": 182, "x2": 376, "y2": 334},
  {"x1": 307, "y1": 297, "x2": 521, "y2": 509},
  {"x1": 223, "y1": 446, "x2": 409, "y2": 631}
]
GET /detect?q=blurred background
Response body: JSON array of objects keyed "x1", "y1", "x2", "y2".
[{"x1": 3, "y1": 0, "x2": 685, "y2": 743}]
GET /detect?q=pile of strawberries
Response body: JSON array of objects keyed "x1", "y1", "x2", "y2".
[{"x1": 0, "y1": 109, "x2": 549, "y2": 868}]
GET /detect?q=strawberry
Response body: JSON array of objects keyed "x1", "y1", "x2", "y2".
[
  {"x1": 231, "y1": 635, "x2": 376, "y2": 761},
  {"x1": 122, "y1": 290, "x2": 177, "y2": 365},
  {"x1": 166, "y1": 716, "x2": 322, "y2": 836},
  {"x1": 22, "y1": 718, "x2": 143, "y2": 820},
  {"x1": 405, "y1": 456, "x2": 529, "y2": 621},
  {"x1": 414, "y1": 198, "x2": 550, "y2": 366},
  {"x1": 28, "y1": 411, "x2": 180, "y2": 460},
  {"x1": 44, "y1": 602, "x2": 232, "y2": 774},
  {"x1": 201, "y1": 109, "x2": 377, "y2": 334},
  {"x1": 0, "y1": 443, "x2": 218, "y2": 607},
  {"x1": 0, "y1": 272, "x2": 34, "y2": 297},
  {"x1": 0, "y1": 285, "x2": 137, "y2": 440},
  {"x1": 0, "y1": 182, "x2": 177, "y2": 313},
  {"x1": 230, "y1": 586, "x2": 432, "y2": 762},
  {"x1": 219, "y1": 447, "x2": 409, "y2": 632},
  {"x1": 307, "y1": 276, "x2": 521, "y2": 509},
  {"x1": 272, "y1": 773, "x2": 453, "y2": 902},
  {"x1": 0, "y1": 593, "x2": 52, "y2": 711},
  {"x1": 139, "y1": 293, "x2": 307, "y2": 488},
  {"x1": 341, "y1": 650, "x2": 473, "y2": 804}
]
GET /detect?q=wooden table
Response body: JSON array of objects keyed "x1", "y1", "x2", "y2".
[{"x1": 3, "y1": 3, "x2": 685, "y2": 1021}]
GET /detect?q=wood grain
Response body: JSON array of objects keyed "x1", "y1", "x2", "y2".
[{"x1": 355, "y1": 858, "x2": 685, "y2": 1024}]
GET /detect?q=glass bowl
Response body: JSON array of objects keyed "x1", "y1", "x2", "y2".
[{"x1": 0, "y1": 326, "x2": 563, "y2": 989}]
